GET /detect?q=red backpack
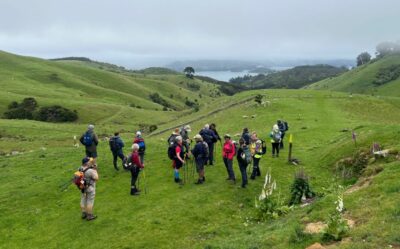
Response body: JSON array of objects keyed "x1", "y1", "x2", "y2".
[{"x1": 73, "y1": 168, "x2": 90, "y2": 192}]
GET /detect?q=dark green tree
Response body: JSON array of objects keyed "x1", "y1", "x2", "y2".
[
  {"x1": 183, "y1": 66, "x2": 195, "y2": 79},
  {"x1": 356, "y1": 52, "x2": 371, "y2": 66}
]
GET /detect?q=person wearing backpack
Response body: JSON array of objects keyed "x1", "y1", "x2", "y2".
[
  {"x1": 79, "y1": 157, "x2": 99, "y2": 221},
  {"x1": 250, "y1": 139, "x2": 264, "y2": 179},
  {"x1": 277, "y1": 120, "x2": 288, "y2": 149},
  {"x1": 241, "y1": 128, "x2": 251, "y2": 145},
  {"x1": 199, "y1": 124, "x2": 217, "y2": 166},
  {"x1": 270, "y1": 124, "x2": 282, "y2": 158},
  {"x1": 167, "y1": 128, "x2": 181, "y2": 146},
  {"x1": 191, "y1": 134, "x2": 208, "y2": 184},
  {"x1": 180, "y1": 125, "x2": 192, "y2": 157},
  {"x1": 170, "y1": 136, "x2": 185, "y2": 183},
  {"x1": 109, "y1": 132, "x2": 125, "y2": 171},
  {"x1": 79, "y1": 124, "x2": 99, "y2": 160},
  {"x1": 237, "y1": 138, "x2": 250, "y2": 188},
  {"x1": 222, "y1": 134, "x2": 236, "y2": 183},
  {"x1": 133, "y1": 131, "x2": 146, "y2": 164},
  {"x1": 129, "y1": 143, "x2": 145, "y2": 195}
]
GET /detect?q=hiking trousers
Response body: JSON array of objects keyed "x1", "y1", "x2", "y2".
[
  {"x1": 130, "y1": 167, "x2": 140, "y2": 188},
  {"x1": 251, "y1": 157, "x2": 261, "y2": 177},
  {"x1": 208, "y1": 142, "x2": 214, "y2": 165},
  {"x1": 112, "y1": 149, "x2": 125, "y2": 169},
  {"x1": 238, "y1": 161, "x2": 248, "y2": 187},
  {"x1": 223, "y1": 158, "x2": 235, "y2": 180},
  {"x1": 280, "y1": 133, "x2": 285, "y2": 149},
  {"x1": 272, "y1": 143, "x2": 280, "y2": 156}
]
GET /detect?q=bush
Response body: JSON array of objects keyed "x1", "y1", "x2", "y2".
[
  {"x1": 34, "y1": 105, "x2": 78, "y2": 122},
  {"x1": 373, "y1": 65, "x2": 400, "y2": 86},
  {"x1": 187, "y1": 82, "x2": 200, "y2": 91},
  {"x1": 3, "y1": 97, "x2": 38, "y2": 120},
  {"x1": 149, "y1": 93, "x2": 174, "y2": 109},
  {"x1": 289, "y1": 168, "x2": 316, "y2": 205}
]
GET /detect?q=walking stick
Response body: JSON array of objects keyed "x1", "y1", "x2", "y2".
[{"x1": 213, "y1": 143, "x2": 217, "y2": 164}]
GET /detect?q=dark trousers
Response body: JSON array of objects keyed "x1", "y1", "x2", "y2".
[
  {"x1": 238, "y1": 161, "x2": 248, "y2": 187},
  {"x1": 223, "y1": 158, "x2": 235, "y2": 180},
  {"x1": 208, "y1": 142, "x2": 214, "y2": 165},
  {"x1": 251, "y1": 157, "x2": 261, "y2": 177},
  {"x1": 272, "y1": 143, "x2": 280, "y2": 156},
  {"x1": 130, "y1": 167, "x2": 140, "y2": 189},
  {"x1": 112, "y1": 149, "x2": 125, "y2": 169},
  {"x1": 280, "y1": 133, "x2": 285, "y2": 149}
]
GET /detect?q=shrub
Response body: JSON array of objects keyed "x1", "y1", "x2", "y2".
[
  {"x1": 34, "y1": 105, "x2": 78, "y2": 122},
  {"x1": 289, "y1": 168, "x2": 316, "y2": 205},
  {"x1": 149, "y1": 93, "x2": 173, "y2": 109},
  {"x1": 373, "y1": 65, "x2": 400, "y2": 86},
  {"x1": 187, "y1": 82, "x2": 200, "y2": 91},
  {"x1": 3, "y1": 97, "x2": 38, "y2": 120}
]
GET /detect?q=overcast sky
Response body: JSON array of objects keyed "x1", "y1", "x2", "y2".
[{"x1": 0, "y1": 0, "x2": 399, "y2": 68}]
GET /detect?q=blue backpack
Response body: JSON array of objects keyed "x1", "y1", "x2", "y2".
[
  {"x1": 82, "y1": 132, "x2": 93, "y2": 146},
  {"x1": 138, "y1": 141, "x2": 145, "y2": 152}
]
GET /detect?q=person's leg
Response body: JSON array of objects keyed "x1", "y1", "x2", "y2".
[
  {"x1": 80, "y1": 193, "x2": 87, "y2": 219},
  {"x1": 85, "y1": 190, "x2": 96, "y2": 220},
  {"x1": 280, "y1": 133, "x2": 285, "y2": 149},
  {"x1": 131, "y1": 167, "x2": 140, "y2": 195},
  {"x1": 250, "y1": 157, "x2": 257, "y2": 179},
  {"x1": 239, "y1": 163, "x2": 247, "y2": 187},
  {"x1": 255, "y1": 158, "x2": 261, "y2": 176},
  {"x1": 276, "y1": 143, "x2": 280, "y2": 157},
  {"x1": 227, "y1": 159, "x2": 235, "y2": 181},
  {"x1": 208, "y1": 142, "x2": 214, "y2": 165},
  {"x1": 223, "y1": 158, "x2": 230, "y2": 179},
  {"x1": 271, "y1": 143, "x2": 276, "y2": 157},
  {"x1": 139, "y1": 154, "x2": 144, "y2": 165},
  {"x1": 112, "y1": 151, "x2": 119, "y2": 170}
]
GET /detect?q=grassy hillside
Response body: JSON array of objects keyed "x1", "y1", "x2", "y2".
[
  {"x1": 307, "y1": 54, "x2": 400, "y2": 97},
  {"x1": 0, "y1": 51, "x2": 223, "y2": 127},
  {"x1": 1, "y1": 87, "x2": 400, "y2": 248},
  {"x1": 229, "y1": 65, "x2": 347, "y2": 89}
]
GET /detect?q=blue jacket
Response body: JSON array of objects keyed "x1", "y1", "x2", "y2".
[
  {"x1": 109, "y1": 136, "x2": 124, "y2": 151},
  {"x1": 199, "y1": 129, "x2": 217, "y2": 144},
  {"x1": 191, "y1": 141, "x2": 207, "y2": 159}
]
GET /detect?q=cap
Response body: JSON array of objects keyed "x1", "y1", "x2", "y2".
[
  {"x1": 224, "y1": 134, "x2": 231, "y2": 139},
  {"x1": 82, "y1": 157, "x2": 90, "y2": 165},
  {"x1": 193, "y1": 134, "x2": 202, "y2": 140},
  {"x1": 136, "y1": 131, "x2": 142, "y2": 136},
  {"x1": 184, "y1": 125, "x2": 192, "y2": 132},
  {"x1": 88, "y1": 124, "x2": 94, "y2": 130},
  {"x1": 256, "y1": 140, "x2": 262, "y2": 144}
]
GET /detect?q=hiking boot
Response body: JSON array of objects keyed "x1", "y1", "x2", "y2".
[
  {"x1": 81, "y1": 212, "x2": 87, "y2": 219},
  {"x1": 130, "y1": 188, "x2": 139, "y2": 195},
  {"x1": 257, "y1": 169, "x2": 261, "y2": 176},
  {"x1": 250, "y1": 174, "x2": 256, "y2": 180},
  {"x1": 202, "y1": 176, "x2": 206, "y2": 182},
  {"x1": 86, "y1": 214, "x2": 97, "y2": 221},
  {"x1": 241, "y1": 184, "x2": 246, "y2": 188},
  {"x1": 195, "y1": 179, "x2": 203, "y2": 184}
]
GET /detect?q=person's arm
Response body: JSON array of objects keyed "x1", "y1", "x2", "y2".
[
  {"x1": 94, "y1": 134, "x2": 99, "y2": 145},
  {"x1": 176, "y1": 146, "x2": 184, "y2": 163},
  {"x1": 91, "y1": 169, "x2": 99, "y2": 181},
  {"x1": 119, "y1": 138, "x2": 124, "y2": 148}
]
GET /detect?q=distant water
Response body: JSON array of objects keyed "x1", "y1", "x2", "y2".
[
  {"x1": 197, "y1": 70, "x2": 258, "y2": 82},
  {"x1": 197, "y1": 67, "x2": 291, "y2": 82}
]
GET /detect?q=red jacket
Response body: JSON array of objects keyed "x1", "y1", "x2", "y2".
[
  {"x1": 131, "y1": 151, "x2": 144, "y2": 168},
  {"x1": 222, "y1": 141, "x2": 236, "y2": 160}
]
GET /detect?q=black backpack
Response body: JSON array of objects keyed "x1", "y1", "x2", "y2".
[
  {"x1": 167, "y1": 143, "x2": 177, "y2": 160},
  {"x1": 109, "y1": 137, "x2": 118, "y2": 151},
  {"x1": 284, "y1": 121, "x2": 289, "y2": 131}
]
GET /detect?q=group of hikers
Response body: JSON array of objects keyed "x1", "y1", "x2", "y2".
[{"x1": 74, "y1": 120, "x2": 288, "y2": 221}]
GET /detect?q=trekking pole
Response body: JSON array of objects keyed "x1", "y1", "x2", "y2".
[{"x1": 213, "y1": 144, "x2": 217, "y2": 164}]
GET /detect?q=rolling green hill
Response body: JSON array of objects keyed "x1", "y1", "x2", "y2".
[
  {"x1": 0, "y1": 50, "x2": 225, "y2": 127},
  {"x1": 306, "y1": 54, "x2": 400, "y2": 97},
  {"x1": 1, "y1": 51, "x2": 400, "y2": 249},
  {"x1": 229, "y1": 65, "x2": 347, "y2": 89}
]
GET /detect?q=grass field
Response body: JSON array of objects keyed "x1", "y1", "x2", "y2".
[{"x1": 1, "y1": 52, "x2": 400, "y2": 249}]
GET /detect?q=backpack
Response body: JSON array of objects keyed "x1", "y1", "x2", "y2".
[
  {"x1": 242, "y1": 146, "x2": 252, "y2": 164},
  {"x1": 168, "y1": 143, "x2": 177, "y2": 160},
  {"x1": 202, "y1": 141, "x2": 209, "y2": 158},
  {"x1": 273, "y1": 132, "x2": 281, "y2": 142},
  {"x1": 261, "y1": 140, "x2": 267, "y2": 155},
  {"x1": 82, "y1": 132, "x2": 93, "y2": 146},
  {"x1": 137, "y1": 140, "x2": 146, "y2": 153},
  {"x1": 200, "y1": 130, "x2": 212, "y2": 143},
  {"x1": 73, "y1": 168, "x2": 90, "y2": 192},
  {"x1": 284, "y1": 121, "x2": 289, "y2": 131},
  {"x1": 167, "y1": 134, "x2": 177, "y2": 145},
  {"x1": 109, "y1": 137, "x2": 118, "y2": 151},
  {"x1": 123, "y1": 153, "x2": 133, "y2": 170}
]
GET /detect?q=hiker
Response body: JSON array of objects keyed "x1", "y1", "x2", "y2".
[
  {"x1": 170, "y1": 136, "x2": 185, "y2": 183},
  {"x1": 167, "y1": 128, "x2": 181, "y2": 145},
  {"x1": 250, "y1": 139, "x2": 264, "y2": 179},
  {"x1": 237, "y1": 138, "x2": 250, "y2": 188},
  {"x1": 129, "y1": 143, "x2": 145, "y2": 195},
  {"x1": 191, "y1": 134, "x2": 209, "y2": 184},
  {"x1": 109, "y1": 132, "x2": 125, "y2": 171},
  {"x1": 199, "y1": 124, "x2": 217, "y2": 165},
  {"x1": 180, "y1": 125, "x2": 192, "y2": 157},
  {"x1": 222, "y1": 134, "x2": 236, "y2": 183},
  {"x1": 241, "y1": 128, "x2": 251, "y2": 145},
  {"x1": 277, "y1": 120, "x2": 288, "y2": 149},
  {"x1": 80, "y1": 124, "x2": 99, "y2": 161},
  {"x1": 209, "y1": 123, "x2": 221, "y2": 163},
  {"x1": 270, "y1": 124, "x2": 282, "y2": 157},
  {"x1": 133, "y1": 131, "x2": 146, "y2": 164},
  {"x1": 79, "y1": 157, "x2": 99, "y2": 221}
]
